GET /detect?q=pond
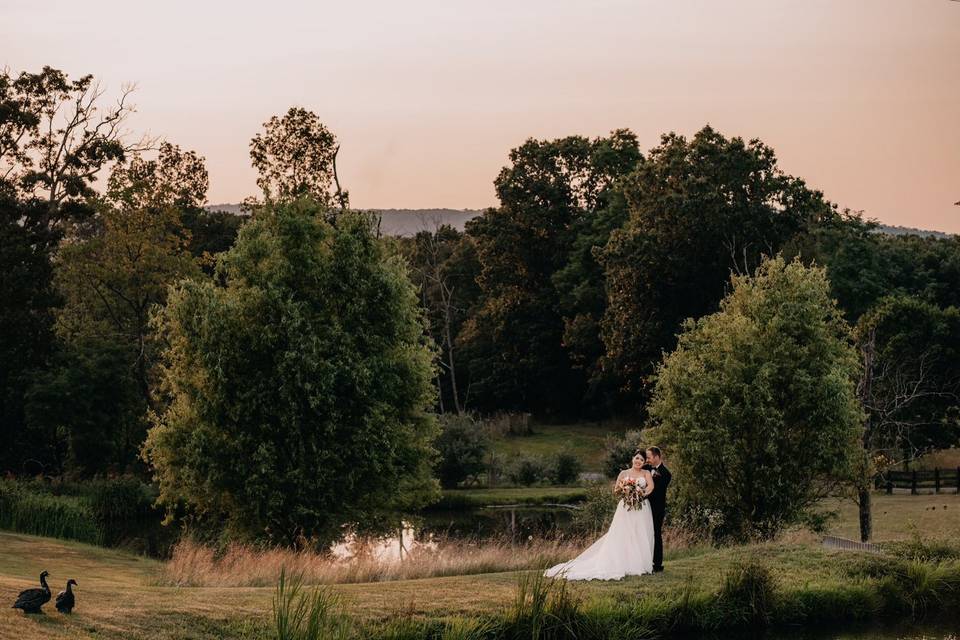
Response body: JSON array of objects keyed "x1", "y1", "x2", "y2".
[
  {"x1": 328, "y1": 506, "x2": 575, "y2": 561},
  {"x1": 769, "y1": 620, "x2": 958, "y2": 640},
  {"x1": 110, "y1": 505, "x2": 579, "y2": 559},
  {"x1": 420, "y1": 505, "x2": 576, "y2": 540}
]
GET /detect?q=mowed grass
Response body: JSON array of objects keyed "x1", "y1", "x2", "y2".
[
  {"x1": 489, "y1": 422, "x2": 622, "y2": 473},
  {"x1": 823, "y1": 493, "x2": 960, "y2": 541},
  {"x1": 1, "y1": 493, "x2": 957, "y2": 640}
]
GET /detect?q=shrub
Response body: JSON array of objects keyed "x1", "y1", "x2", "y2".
[
  {"x1": 650, "y1": 257, "x2": 863, "y2": 542},
  {"x1": 570, "y1": 481, "x2": 617, "y2": 535},
  {"x1": 547, "y1": 450, "x2": 583, "y2": 486},
  {"x1": 434, "y1": 414, "x2": 489, "y2": 489},
  {"x1": 602, "y1": 430, "x2": 645, "y2": 479},
  {"x1": 506, "y1": 455, "x2": 546, "y2": 486}
]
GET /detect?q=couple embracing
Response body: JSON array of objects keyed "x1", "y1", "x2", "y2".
[{"x1": 545, "y1": 446, "x2": 671, "y2": 581}]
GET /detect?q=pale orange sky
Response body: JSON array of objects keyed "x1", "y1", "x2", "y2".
[{"x1": 5, "y1": 0, "x2": 959, "y2": 232}]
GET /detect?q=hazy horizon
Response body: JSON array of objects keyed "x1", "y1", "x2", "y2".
[{"x1": 5, "y1": 0, "x2": 959, "y2": 232}]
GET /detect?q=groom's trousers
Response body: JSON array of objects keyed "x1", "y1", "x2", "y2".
[{"x1": 652, "y1": 508, "x2": 665, "y2": 570}]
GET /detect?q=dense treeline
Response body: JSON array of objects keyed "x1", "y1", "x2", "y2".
[
  {"x1": 401, "y1": 132, "x2": 960, "y2": 428},
  {"x1": 2, "y1": 65, "x2": 959, "y2": 544}
]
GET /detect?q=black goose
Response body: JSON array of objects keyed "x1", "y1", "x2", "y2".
[
  {"x1": 55, "y1": 579, "x2": 77, "y2": 613},
  {"x1": 12, "y1": 570, "x2": 51, "y2": 614}
]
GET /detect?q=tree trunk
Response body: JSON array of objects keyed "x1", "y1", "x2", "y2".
[
  {"x1": 857, "y1": 330, "x2": 876, "y2": 543},
  {"x1": 857, "y1": 485, "x2": 872, "y2": 542},
  {"x1": 443, "y1": 302, "x2": 462, "y2": 414}
]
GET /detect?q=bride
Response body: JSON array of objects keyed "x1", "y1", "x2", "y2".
[{"x1": 544, "y1": 450, "x2": 655, "y2": 580}]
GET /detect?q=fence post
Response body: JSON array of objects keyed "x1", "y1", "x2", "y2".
[
  {"x1": 886, "y1": 478, "x2": 893, "y2": 495},
  {"x1": 935, "y1": 468, "x2": 940, "y2": 494},
  {"x1": 911, "y1": 471, "x2": 917, "y2": 495}
]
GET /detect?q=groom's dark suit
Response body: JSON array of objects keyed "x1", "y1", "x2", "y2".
[{"x1": 643, "y1": 462, "x2": 671, "y2": 572}]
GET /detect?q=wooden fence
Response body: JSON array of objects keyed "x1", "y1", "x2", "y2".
[
  {"x1": 874, "y1": 467, "x2": 960, "y2": 494},
  {"x1": 822, "y1": 535, "x2": 882, "y2": 554}
]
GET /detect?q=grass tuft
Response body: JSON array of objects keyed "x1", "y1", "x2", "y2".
[
  {"x1": 273, "y1": 568, "x2": 350, "y2": 640},
  {"x1": 717, "y1": 560, "x2": 777, "y2": 627}
]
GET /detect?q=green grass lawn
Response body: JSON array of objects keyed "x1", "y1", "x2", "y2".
[
  {"x1": 489, "y1": 422, "x2": 622, "y2": 473},
  {"x1": 1, "y1": 493, "x2": 957, "y2": 639},
  {"x1": 824, "y1": 493, "x2": 960, "y2": 541}
]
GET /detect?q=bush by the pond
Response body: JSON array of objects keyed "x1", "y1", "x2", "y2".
[
  {"x1": 602, "y1": 429, "x2": 645, "y2": 479},
  {"x1": 434, "y1": 414, "x2": 490, "y2": 489},
  {"x1": 505, "y1": 454, "x2": 547, "y2": 486},
  {"x1": 0, "y1": 477, "x2": 157, "y2": 546},
  {"x1": 570, "y1": 481, "x2": 617, "y2": 535},
  {"x1": 547, "y1": 450, "x2": 583, "y2": 486}
]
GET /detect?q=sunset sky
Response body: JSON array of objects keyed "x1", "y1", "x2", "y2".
[{"x1": 5, "y1": 0, "x2": 959, "y2": 232}]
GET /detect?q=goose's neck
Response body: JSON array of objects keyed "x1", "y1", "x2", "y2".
[
  {"x1": 66, "y1": 582, "x2": 73, "y2": 593},
  {"x1": 40, "y1": 575, "x2": 48, "y2": 590}
]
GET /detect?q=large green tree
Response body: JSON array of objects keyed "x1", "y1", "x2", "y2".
[
  {"x1": 602, "y1": 126, "x2": 829, "y2": 406},
  {"x1": 249, "y1": 107, "x2": 348, "y2": 208},
  {"x1": 791, "y1": 210, "x2": 960, "y2": 321},
  {"x1": 401, "y1": 224, "x2": 481, "y2": 414},
  {"x1": 0, "y1": 65, "x2": 151, "y2": 475},
  {"x1": 54, "y1": 147, "x2": 203, "y2": 410},
  {"x1": 1, "y1": 66, "x2": 150, "y2": 227},
  {"x1": 460, "y1": 130, "x2": 641, "y2": 415},
  {"x1": 144, "y1": 200, "x2": 439, "y2": 545},
  {"x1": 33, "y1": 144, "x2": 203, "y2": 476},
  {"x1": 854, "y1": 295, "x2": 960, "y2": 540},
  {"x1": 0, "y1": 188, "x2": 58, "y2": 474},
  {"x1": 650, "y1": 256, "x2": 863, "y2": 542}
]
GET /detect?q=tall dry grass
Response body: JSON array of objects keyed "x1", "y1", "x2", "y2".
[{"x1": 157, "y1": 536, "x2": 590, "y2": 587}]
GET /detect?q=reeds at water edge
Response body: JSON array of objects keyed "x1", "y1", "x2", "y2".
[{"x1": 158, "y1": 536, "x2": 591, "y2": 587}]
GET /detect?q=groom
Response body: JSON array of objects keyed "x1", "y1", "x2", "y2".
[{"x1": 644, "y1": 446, "x2": 671, "y2": 573}]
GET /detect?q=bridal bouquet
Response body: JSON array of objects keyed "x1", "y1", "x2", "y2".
[{"x1": 614, "y1": 477, "x2": 647, "y2": 511}]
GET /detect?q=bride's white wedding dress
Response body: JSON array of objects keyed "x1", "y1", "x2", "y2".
[{"x1": 544, "y1": 475, "x2": 654, "y2": 580}]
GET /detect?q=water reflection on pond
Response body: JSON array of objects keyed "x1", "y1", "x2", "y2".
[
  {"x1": 328, "y1": 506, "x2": 575, "y2": 561},
  {"x1": 421, "y1": 505, "x2": 575, "y2": 540}
]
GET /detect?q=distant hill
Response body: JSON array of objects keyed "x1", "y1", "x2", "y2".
[
  {"x1": 369, "y1": 209, "x2": 483, "y2": 236},
  {"x1": 206, "y1": 204, "x2": 954, "y2": 240},
  {"x1": 874, "y1": 224, "x2": 953, "y2": 240},
  {"x1": 205, "y1": 204, "x2": 482, "y2": 237}
]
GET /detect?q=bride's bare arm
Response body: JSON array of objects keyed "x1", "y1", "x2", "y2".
[{"x1": 643, "y1": 470, "x2": 655, "y2": 496}]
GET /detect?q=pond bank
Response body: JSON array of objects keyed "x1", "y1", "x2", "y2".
[{"x1": 1, "y1": 531, "x2": 958, "y2": 640}]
